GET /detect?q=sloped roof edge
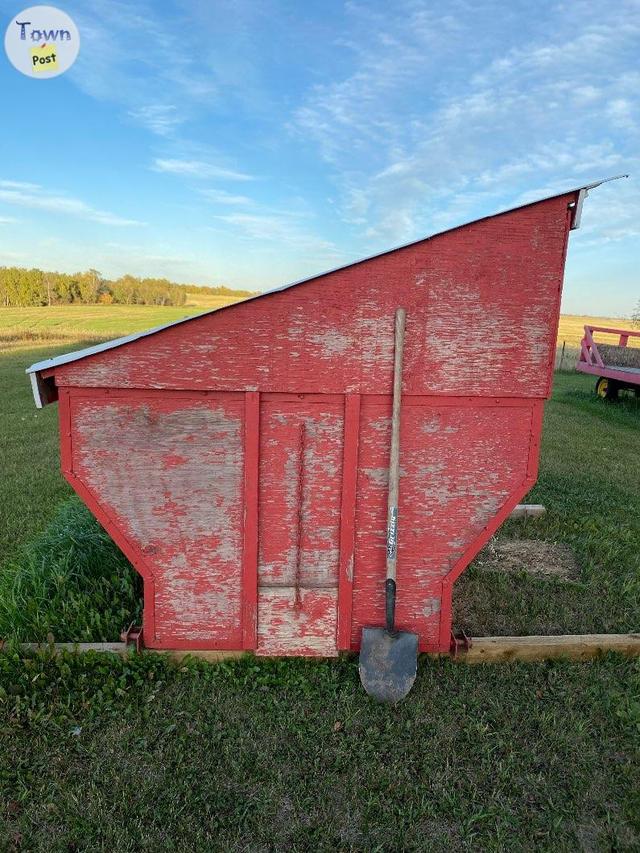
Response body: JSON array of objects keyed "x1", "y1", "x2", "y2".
[{"x1": 26, "y1": 175, "x2": 627, "y2": 391}]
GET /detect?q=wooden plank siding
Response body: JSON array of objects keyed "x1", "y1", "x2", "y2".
[
  {"x1": 47, "y1": 193, "x2": 577, "y2": 654},
  {"x1": 51, "y1": 196, "x2": 573, "y2": 399}
]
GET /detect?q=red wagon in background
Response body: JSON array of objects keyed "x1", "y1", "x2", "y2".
[
  {"x1": 26, "y1": 180, "x2": 615, "y2": 658},
  {"x1": 577, "y1": 325, "x2": 640, "y2": 399}
]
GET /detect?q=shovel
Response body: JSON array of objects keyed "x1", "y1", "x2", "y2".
[{"x1": 359, "y1": 307, "x2": 418, "y2": 703}]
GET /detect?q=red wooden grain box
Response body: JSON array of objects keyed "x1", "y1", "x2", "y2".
[{"x1": 26, "y1": 182, "x2": 601, "y2": 656}]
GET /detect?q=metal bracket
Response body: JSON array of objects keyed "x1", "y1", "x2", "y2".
[
  {"x1": 450, "y1": 629, "x2": 472, "y2": 657},
  {"x1": 120, "y1": 623, "x2": 143, "y2": 652},
  {"x1": 569, "y1": 188, "x2": 587, "y2": 230}
]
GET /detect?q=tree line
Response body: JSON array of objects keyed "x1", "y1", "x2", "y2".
[{"x1": 0, "y1": 266, "x2": 254, "y2": 307}]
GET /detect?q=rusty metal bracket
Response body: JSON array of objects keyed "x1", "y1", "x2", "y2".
[
  {"x1": 120, "y1": 623, "x2": 143, "y2": 652},
  {"x1": 450, "y1": 629, "x2": 472, "y2": 657}
]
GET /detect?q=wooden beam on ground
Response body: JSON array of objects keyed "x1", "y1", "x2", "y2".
[
  {"x1": 449, "y1": 633, "x2": 640, "y2": 663},
  {"x1": 508, "y1": 504, "x2": 546, "y2": 519},
  {"x1": 4, "y1": 642, "x2": 246, "y2": 661},
  {"x1": 6, "y1": 633, "x2": 640, "y2": 664}
]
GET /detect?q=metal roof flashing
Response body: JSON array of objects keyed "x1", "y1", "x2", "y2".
[
  {"x1": 25, "y1": 175, "x2": 628, "y2": 407},
  {"x1": 30, "y1": 371, "x2": 44, "y2": 410}
]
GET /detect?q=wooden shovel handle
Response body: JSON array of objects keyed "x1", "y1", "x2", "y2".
[{"x1": 386, "y1": 308, "x2": 406, "y2": 583}]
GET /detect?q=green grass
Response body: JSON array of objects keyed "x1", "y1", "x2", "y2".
[
  {"x1": 1, "y1": 314, "x2": 640, "y2": 848},
  {"x1": 456, "y1": 373, "x2": 640, "y2": 637},
  {"x1": 0, "y1": 342, "x2": 76, "y2": 562},
  {"x1": 1, "y1": 650, "x2": 639, "y2": 849},
  {"x1": 0, "y1": 500, "x2": 140, "y2": 643}
]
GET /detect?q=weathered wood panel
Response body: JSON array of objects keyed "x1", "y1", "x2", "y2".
[
  {"x1": 350, "y1": 400, "x2": 534, "y2": 651},
  {"x1": 69, "y1": 393, "x2": 245, "y2": 647},
  {"x1": 52, "y1": 194, "x2": 573, "y2": 399},
  {"x1": 256, "y1": 399, "x2": 343, "y2": 655},
  {"x1": 452, "y1": 633, "x2": 640, "y2": 663},
  {"x1": 257, "y1": 588, "x2": 338, "y2": 656},
  {"x1": 49, "y1": 194, "x2": 577, "y2": 656},
  {"x1": 17, "y1": 633, "x2": 640, "y2": 663},
  {"x1": 242, "y1": 391, "x2": 260, "y2": 650}
]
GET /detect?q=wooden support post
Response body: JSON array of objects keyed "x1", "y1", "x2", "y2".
[
  {"x1": 242, "y1": 391, "x2": 260, "y2": 650},
  {"x1": 337, "y1": 394, "x2": 361, "y2": 650}
]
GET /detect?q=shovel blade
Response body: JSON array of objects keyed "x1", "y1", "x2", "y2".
[{"x1": 359, "y1": 627, "x2": 419, "y2": 703}]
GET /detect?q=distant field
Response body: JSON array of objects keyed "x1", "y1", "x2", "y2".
[
  {"x1": 0, "y1": 304, "x2": 635, "y2": 350},
  {"x1": 0, "y1": 296, "x2": 248, "y2": 344},
  {"x1": 556, "y1": 314, "x2": 639, "y2": 348},
  {"x1": 184, "y1": 290, "x2": 256, "y2": 308}
]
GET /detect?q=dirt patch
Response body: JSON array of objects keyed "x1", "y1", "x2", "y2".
[{"x1": 474, "y1": 538, "x2": 580, "y2": 581}]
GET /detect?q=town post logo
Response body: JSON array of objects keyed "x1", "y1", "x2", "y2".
[{"x1": 5, "y1": 5, "x2": 79, "y2": 78}]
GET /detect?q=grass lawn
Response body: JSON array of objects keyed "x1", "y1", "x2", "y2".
[
  {"x1": 1, "y1": 341, "x2": 75, "y2": 561},
  {"x1": 1, "y1": 650, "x2": 638, "y2": 850},
  {"x1": 1, "y1": 310, "x2": 639, "y2": 849}
]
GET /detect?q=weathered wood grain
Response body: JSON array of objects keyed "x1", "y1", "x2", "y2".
[
  {"x1": 52, "y1": 195, "x2": 573, "y2": 399},
  {"x1": 336, "y1": 394, "x2": 361, "y2": 650},
  {"x1": 43, "y1": 193, "x2": 577, "y2": 655},
  {"x1": 256, "y1": 587, "x2": 338, "y2": 656},
  {"x1": 350, "y1": 400, "x2": 533, "y2": 651},
  {"x1": 451, "y1": 633, "x2": 640, "y2": 663},
  {"x1": 13, "y1": 633, "x2": 640, "y2": 665},
  {"x1": 70, "y1": 393, "x2": 245, "y2": 647},
  {"x1": 509, "y1": 504, "x2": 546, "y2": 519},
  {"x1": 257, "y1": 400, "x2": 344, "y2": 655}
]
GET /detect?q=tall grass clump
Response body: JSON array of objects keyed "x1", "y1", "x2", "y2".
[{"x1": 0, "y1": 498, "x2": 141, "y2": 642}]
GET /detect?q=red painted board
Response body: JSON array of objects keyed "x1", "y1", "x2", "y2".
[
  {"x1": 336, "y1": 394, "x2": 361, "y2": 650},
  {"x1": 256, "y1": 398, "x2": 344, "y2": 656},
  {"x1": 350, "y1": 399, "x2": 535, "y2": 651},
  {"x1": 241, "y1": 391, "x2": 260, "y2": 650},
  {"x1": 52, "y1": 194, "x2": 574, "y2": 401},
  {"x1": 68, "y1": 392, "x2": 245, "y2": 647}
]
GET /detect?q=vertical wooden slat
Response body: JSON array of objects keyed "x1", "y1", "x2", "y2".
[
  {"x1": 242, "y1": 391, "x2": 260, "y2": 649},
  {"x1": 58, "y1": 387, "x2": 72, "y2": 475},
  {"x1": 337, "y1": 393, "x2": 361, "y2": 650},
  {"x1": 526, "y1": 400, "x2": 545, "y2": 481}
]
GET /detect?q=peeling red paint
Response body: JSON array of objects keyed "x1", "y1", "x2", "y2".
[{"x1": 44, "y1": 193, "x2": 575, "y2": 655}]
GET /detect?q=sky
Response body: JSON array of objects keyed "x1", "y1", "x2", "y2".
[{"x1": 0, "y1": 0, "x2": 638, "y2": 315}]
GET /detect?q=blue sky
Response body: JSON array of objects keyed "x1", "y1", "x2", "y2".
[{"x1": 0, "y1": 0, "x2": 638, "y2": 315}]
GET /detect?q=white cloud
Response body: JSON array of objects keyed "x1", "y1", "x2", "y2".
[
  {"x1": 152, "y1": 158, "x2": 254, "y2": 181},
  {"x1": 607, "y1": 98, "x2": 636, "y2": 130},
  {"x1": 0, "y1": 180, "x2": 41, "y2": 191},
  {"x1": 292, "y1": 0, "x2": 640, "y2": 246},
  {"x1": 214, "y1": 211, "x2": 344, "y2": 260},
  {"x1": 0, "y1": 186, "x2": 145, "y2": 227},
  {"x1": 128, "y1": 105, "x2": 184, "y2": 137},
  {"x1": 68, "y1": 0, "x2": 217, "y2": 137},
  {"x1": 0, "y1": 215, "x2": 18, "y2": 224},
  {"x1": 200, "y1": 189, "x2": 253, "y2": 205}
]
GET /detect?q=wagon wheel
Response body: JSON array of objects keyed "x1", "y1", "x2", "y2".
[{"x1": 595, "y1": 377, "x2": 619, "y2": 400}]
